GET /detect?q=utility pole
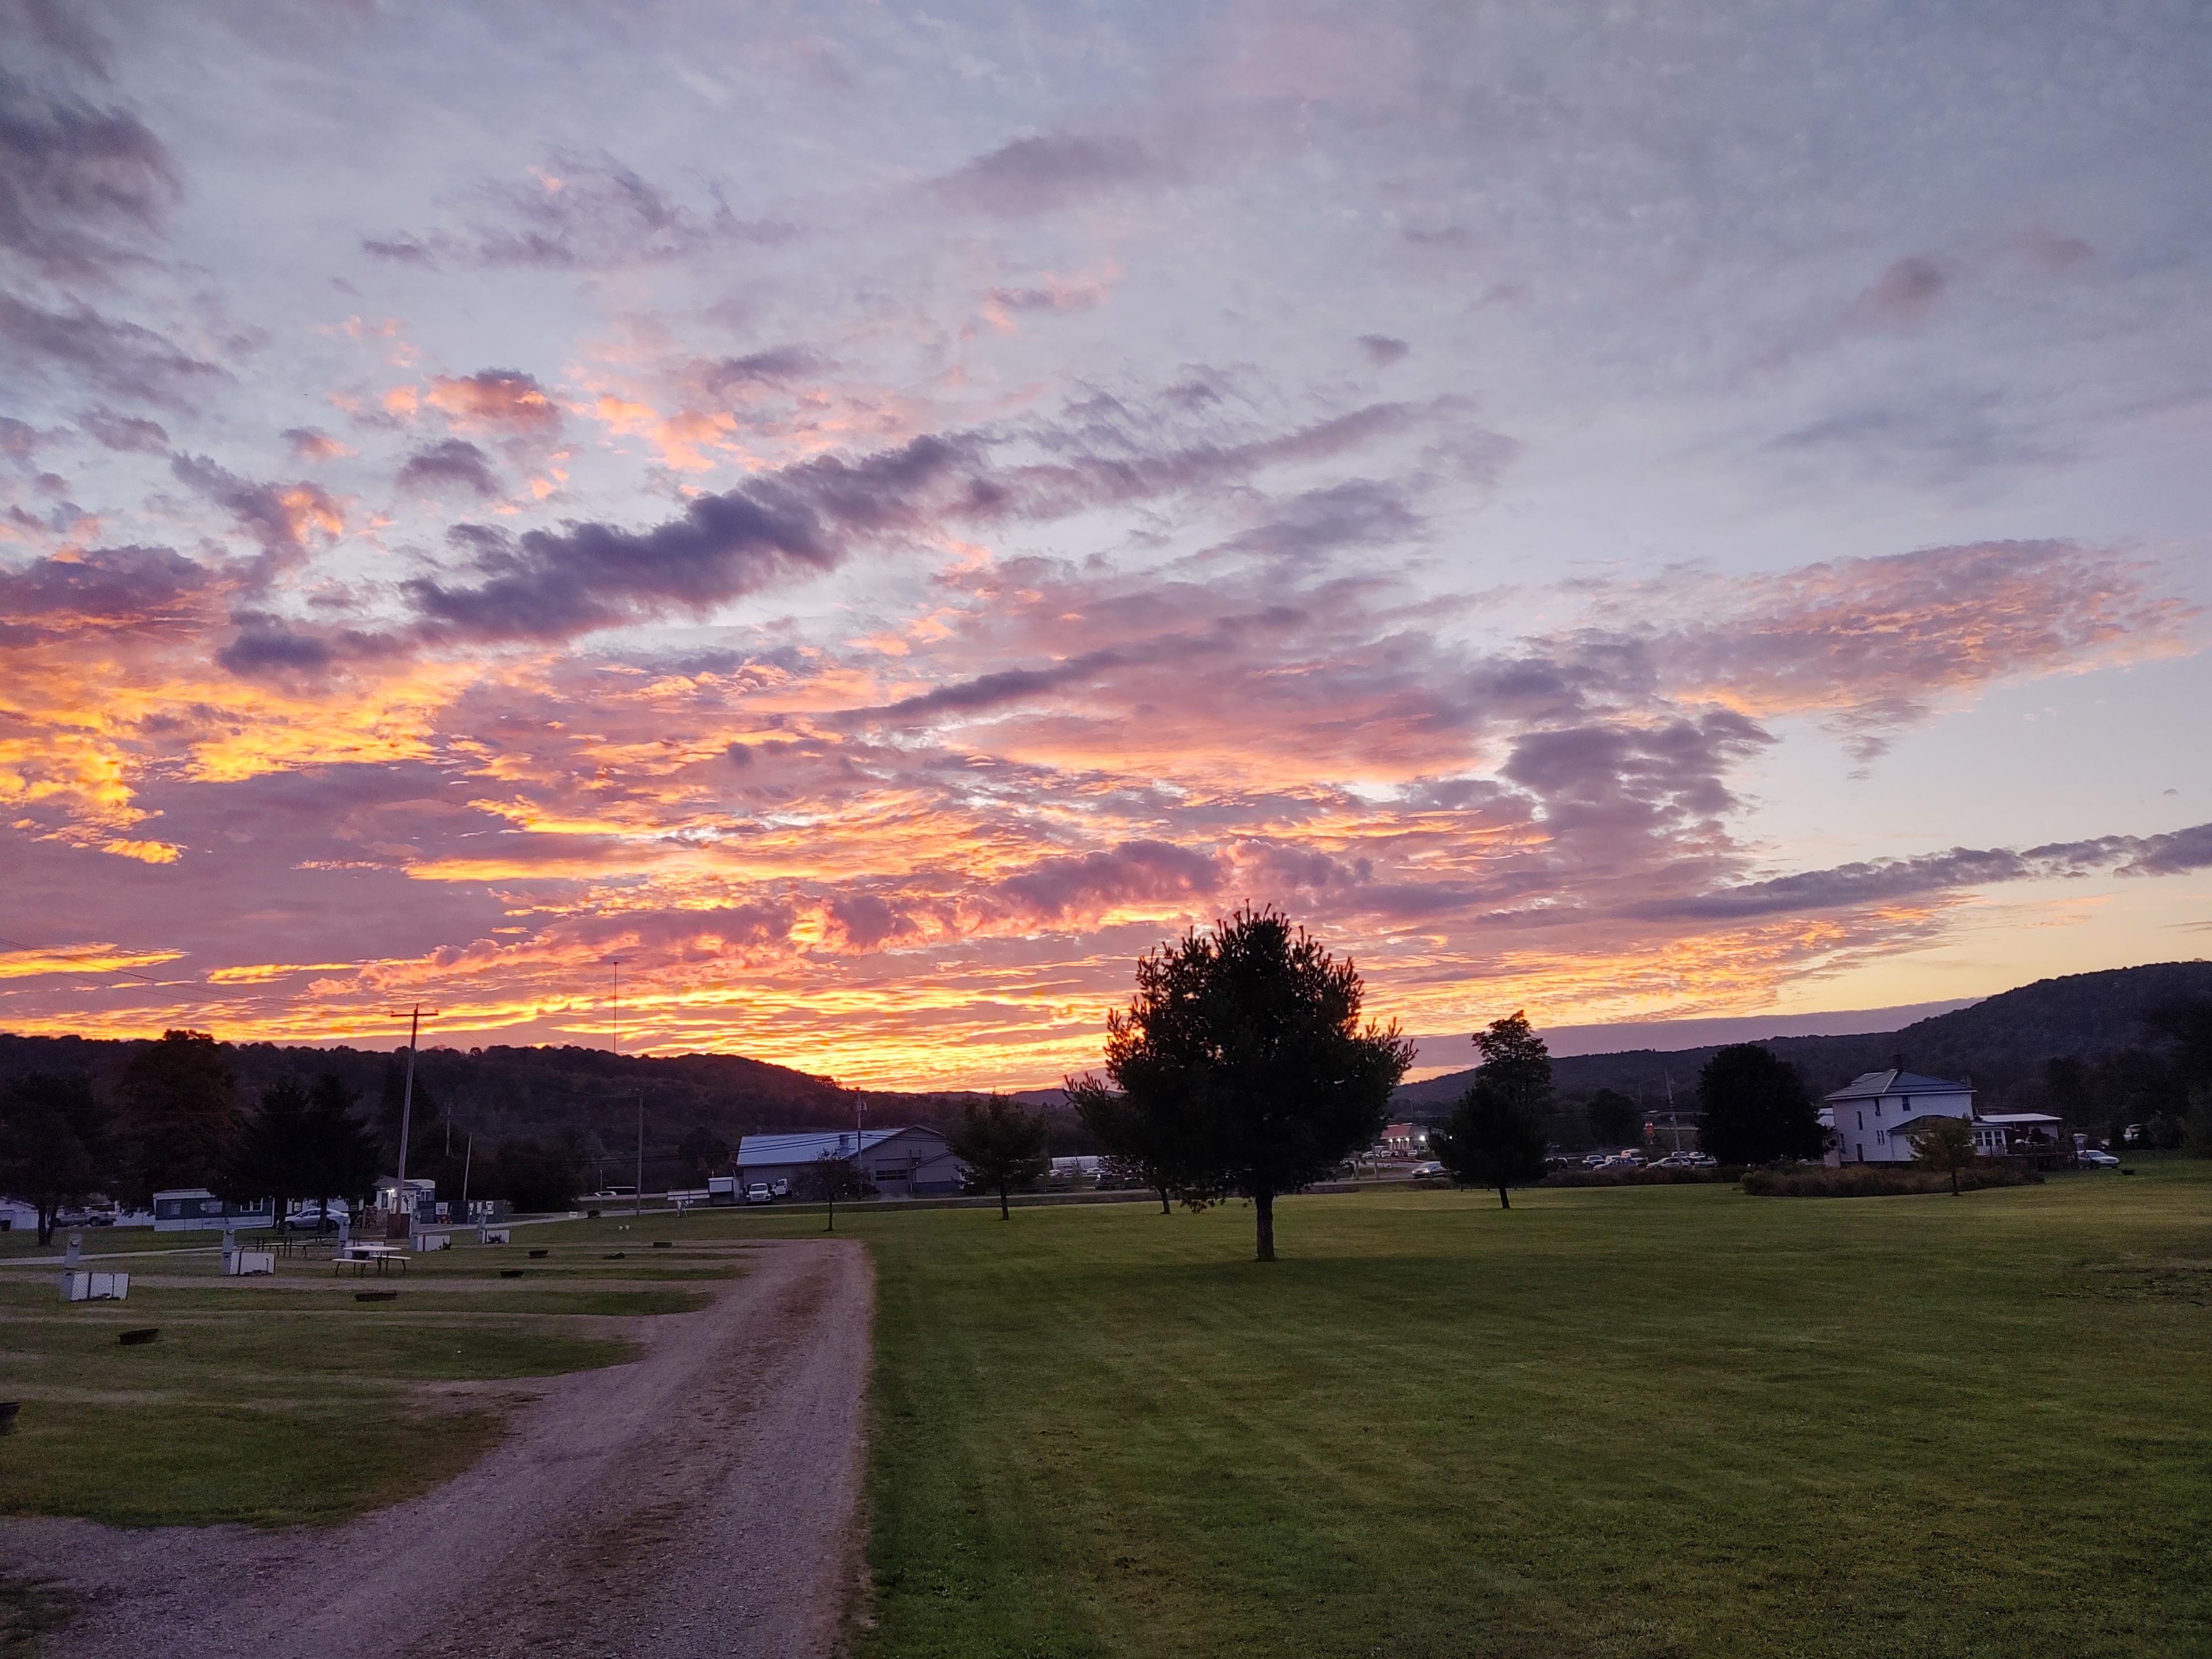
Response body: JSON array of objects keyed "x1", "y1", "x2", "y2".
[
  {"x1": 387, "y1": 1004, "x2": 440, "y2": 1236},
  {"x1": 635, "y1": 1089, "x2": 645, "y2": 1218}
]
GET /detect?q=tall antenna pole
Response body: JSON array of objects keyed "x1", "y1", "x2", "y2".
[
  {"x1": 387, "y1": 1004, "x2": 440, "y2": 1232},
  {"x1": 635, "y1": 1089, "x2": 645, "y2": 1218}
]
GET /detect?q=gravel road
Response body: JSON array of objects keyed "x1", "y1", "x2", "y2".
[{"x1": 1, "y1": 1238, "x2": 874, "y2": 1658}]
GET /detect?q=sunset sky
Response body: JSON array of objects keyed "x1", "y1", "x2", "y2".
[{"x1": 3, "y1": 1, "x2": 2209, "y2": 1089}]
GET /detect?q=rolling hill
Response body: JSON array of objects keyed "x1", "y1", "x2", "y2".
[{"x1": 1394, "y1": 961, "x2": 2212, "y2": 1113}]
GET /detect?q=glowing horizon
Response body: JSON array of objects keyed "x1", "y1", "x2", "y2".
[{"x1": 4, "y1": 6, "x2": 2209, "y2": 1093}]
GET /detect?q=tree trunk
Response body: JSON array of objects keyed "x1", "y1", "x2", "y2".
[
  {"x1": 1950, "y1": 1166, "x2": 1960, "y2": 1196},
  {"x1": 1156, "y1": 1185, "x2": 1171, "y2": 1215},
  {"x1": 37, "y1": 1204, "x2": 56, "y2": 1248},
  {"x1": 825, "y1": 1195, "x2": 835, "y2": 1233},
  {"x1": 1497, "y1": 1183, "x2": 1511, "y2": 1210},
  {"x1": 998, "y1": 1183, "x2": 1010, "y2": 1220},
  {"x1": 1254, "y1": 1190, "x2": 1276, "y2": 1262}
]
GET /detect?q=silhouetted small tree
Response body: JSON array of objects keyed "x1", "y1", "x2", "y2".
[
  {"x1": 0, "y1": 1073, "x2": 112, "y2": 1245},
  {"x1": 946, "y1": 1096, "x2": 1050, "y2": 1219},
  {"x1": 1908, "y1": 1114, "x2": 1977, "y2": 1195},
  {"x1": 1430, "y1": 1013, "x2": 1554, "y2": 1209},
  {"x1": 800, "y1": 1147, "x2": 866, "y2": 1231}
]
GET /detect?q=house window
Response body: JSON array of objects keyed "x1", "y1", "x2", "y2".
[
  {"x1": 1857, "y1": 1111, "x2": 1864, "y2": 1129},
  {"x1": 1874, "y1": 1100, "x2": 1883, "y2": 1117}
]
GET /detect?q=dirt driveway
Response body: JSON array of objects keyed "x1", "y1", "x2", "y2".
[{"x1": 1, "y1": 1238, "x2": 874, "y2": 1658}]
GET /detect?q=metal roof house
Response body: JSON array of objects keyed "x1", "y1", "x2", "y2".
[
  {"x1": 1823, "y1": 1069, "x2": 1975, "y2": 1165},
  {"x1": 736, "y1": 1127, "x2": 964, "y2": 1198}
]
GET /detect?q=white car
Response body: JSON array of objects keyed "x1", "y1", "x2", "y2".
[
  {"x1": 2077, "y1": 1148, "x2": 2122, "y2": 1169},
  {"x1": 1408, "y1": 1161, "x2": 1446, "y2": 1179},
  {"x1": 744, "y1": 1183, "x2": 772, "y2": 1205},
  {"x1": 769, "y1": 1178, "x2": 791, "y2": 1199}
]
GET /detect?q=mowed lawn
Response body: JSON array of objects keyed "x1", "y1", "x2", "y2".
[
  {"x1": 0, "y1": 1230, "x2": 741, "y2": 1529},
  {"x1": 738, "y1": 1169, "x2": 2210, "y2": 1659}
]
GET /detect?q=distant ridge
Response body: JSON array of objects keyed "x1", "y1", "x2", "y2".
[
  {"x1": 1395, "y1": 961, "x2": 2212, "y2": 1111},
  {"x1": 1402, "y1": 997, "x2": 1979, "y2": 1075}
]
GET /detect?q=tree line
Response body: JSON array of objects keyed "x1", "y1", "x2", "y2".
[{"x1": 0, "y1": 1028, "x2": 591, "y2": 1245}]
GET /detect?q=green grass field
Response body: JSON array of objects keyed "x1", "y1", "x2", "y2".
[
  {"x1": 0, "y1": 1226, "x2": 747, "y2": 1528},
  {"x1": 4, "y1": 1175, "x2": 2206, "y2": 1657},
  {"x1": 730, "y1": 1168, "x2": 2210, "y2": 1659}
]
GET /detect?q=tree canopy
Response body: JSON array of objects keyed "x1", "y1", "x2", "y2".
[
  {"x1": 1075, "y1": 906, "x2": 1412, "y2": 1262},
  {"x1": 1431, "y1": 1012, "x2": 1554, "y2": 1207},
  {"x1": 1697, "y1": 1045, "x2": 1824, "y2": 1165},
  {"x1": 117, "y1": 1029, "x2": 241, "y2": 1204},
  {"x1": 946, "y1": 1096, "x2": 1050, "y2": 1219},
  {"x1": 0, "y1": 1073, "x2": 112, "y2": 1245}
]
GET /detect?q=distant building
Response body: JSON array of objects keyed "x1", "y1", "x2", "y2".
[
  {"x1": 1823, "y1": 1070, "x2": 1975, "y2": 1164},
  {"x1": 151, "y1": 1188, "x2": 274, "y2": 1233},
  {"x1": 1969, "y1": 1113, "x2": 2067, "y2": 1156},
  {"x1": 736, "y1": 1127, "x2": 964, "y2": 1197},
  {"x1": 1378, "y1": 1122, "x2": 1427, "y2": 1158}
]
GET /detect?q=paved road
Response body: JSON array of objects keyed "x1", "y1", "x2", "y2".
[{"x1": 1, "y1": 1238, "x2": 874, "y2": 1658}]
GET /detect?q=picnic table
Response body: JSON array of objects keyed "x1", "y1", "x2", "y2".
[{"x1": 332, "y1": 1244, "x2": 409, "y2": 1277}]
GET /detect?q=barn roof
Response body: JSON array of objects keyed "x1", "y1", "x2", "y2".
[{"x1": 736, "y1": 1128, "x2": 932, "y2": 1164}]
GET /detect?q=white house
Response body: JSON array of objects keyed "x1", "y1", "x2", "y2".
[{"x1": 1823, "y1": 1069, "x2": 1975, "y2": 1165}]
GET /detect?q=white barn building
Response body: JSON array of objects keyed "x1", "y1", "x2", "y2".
[
  {"x1": 1823, "y1": 1069, "x2": 1975, "y2": 1165},
  {"x1": 735, "y1": 1127, "x2": 965, "y2": 1198}
]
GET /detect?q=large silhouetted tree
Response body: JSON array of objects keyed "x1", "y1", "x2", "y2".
[
  {"x1": 1430, "y1": 1012, "x2": 1554, "y2": 1208},
  {"x1": 219, "y1": 1076, "x2": 314, "y2": 1226},
  {"x1": 118, "y1": 1029, "x2": 242, "y2": 1203},
  {"x1": 0, "y1": 1073, "x2": 112, "y2": 1245},
  {"x1": 1697, "y1": 1045, "x2": 1824, "y2": 1165},
  {"x1": 1077, "y1": 906, "x2": 1412, "y2": 1262},
  {"x1": 300, "y1": 1074, "x2": 382, "y2": 1212},
  {"x1": 946, "y1": 1095, "x2": 1050, "y2": 1219}
]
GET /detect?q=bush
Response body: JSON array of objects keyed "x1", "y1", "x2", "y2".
[
  {"x1": 1740, "y1": 1162, "x2": 2042, "y2": 1198},
  {"x1": 1539, "y1": 1165, "x2": 1741, "y2": 1187}
]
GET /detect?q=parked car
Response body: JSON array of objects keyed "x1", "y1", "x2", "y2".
[
  {"x1": 1581, "y1": 1153, "x2": 1611, "y2": 1168},
  {"x1": 769, "y1": 1178, "x2": 791, "y2": 1199},
  {"x1": 744, "y1": 1183, "x2": 771, "y2": 1205},
  {"x1": 2077, "y1": 1148, "x2": 2122, "y2": 1169},
  {"x1": 1408, "y1": 1161, "x2": 1446, "y2": 1179},
  {"x1": 1649, "y1": 1154, "x2": 1687, "y2": 1169}
]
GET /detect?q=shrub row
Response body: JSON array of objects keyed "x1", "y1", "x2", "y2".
[
  {"x1": 1740, "y1": 1162, "x2": 2043, "y2": 1198},
  {"x1": 1539, "y1": 1165, "x2": 1743, "y2": 1187}
]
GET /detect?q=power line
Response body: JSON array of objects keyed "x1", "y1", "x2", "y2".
[{"x1": 0, "y1": 933, "x2": 173, "y2": 987}]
